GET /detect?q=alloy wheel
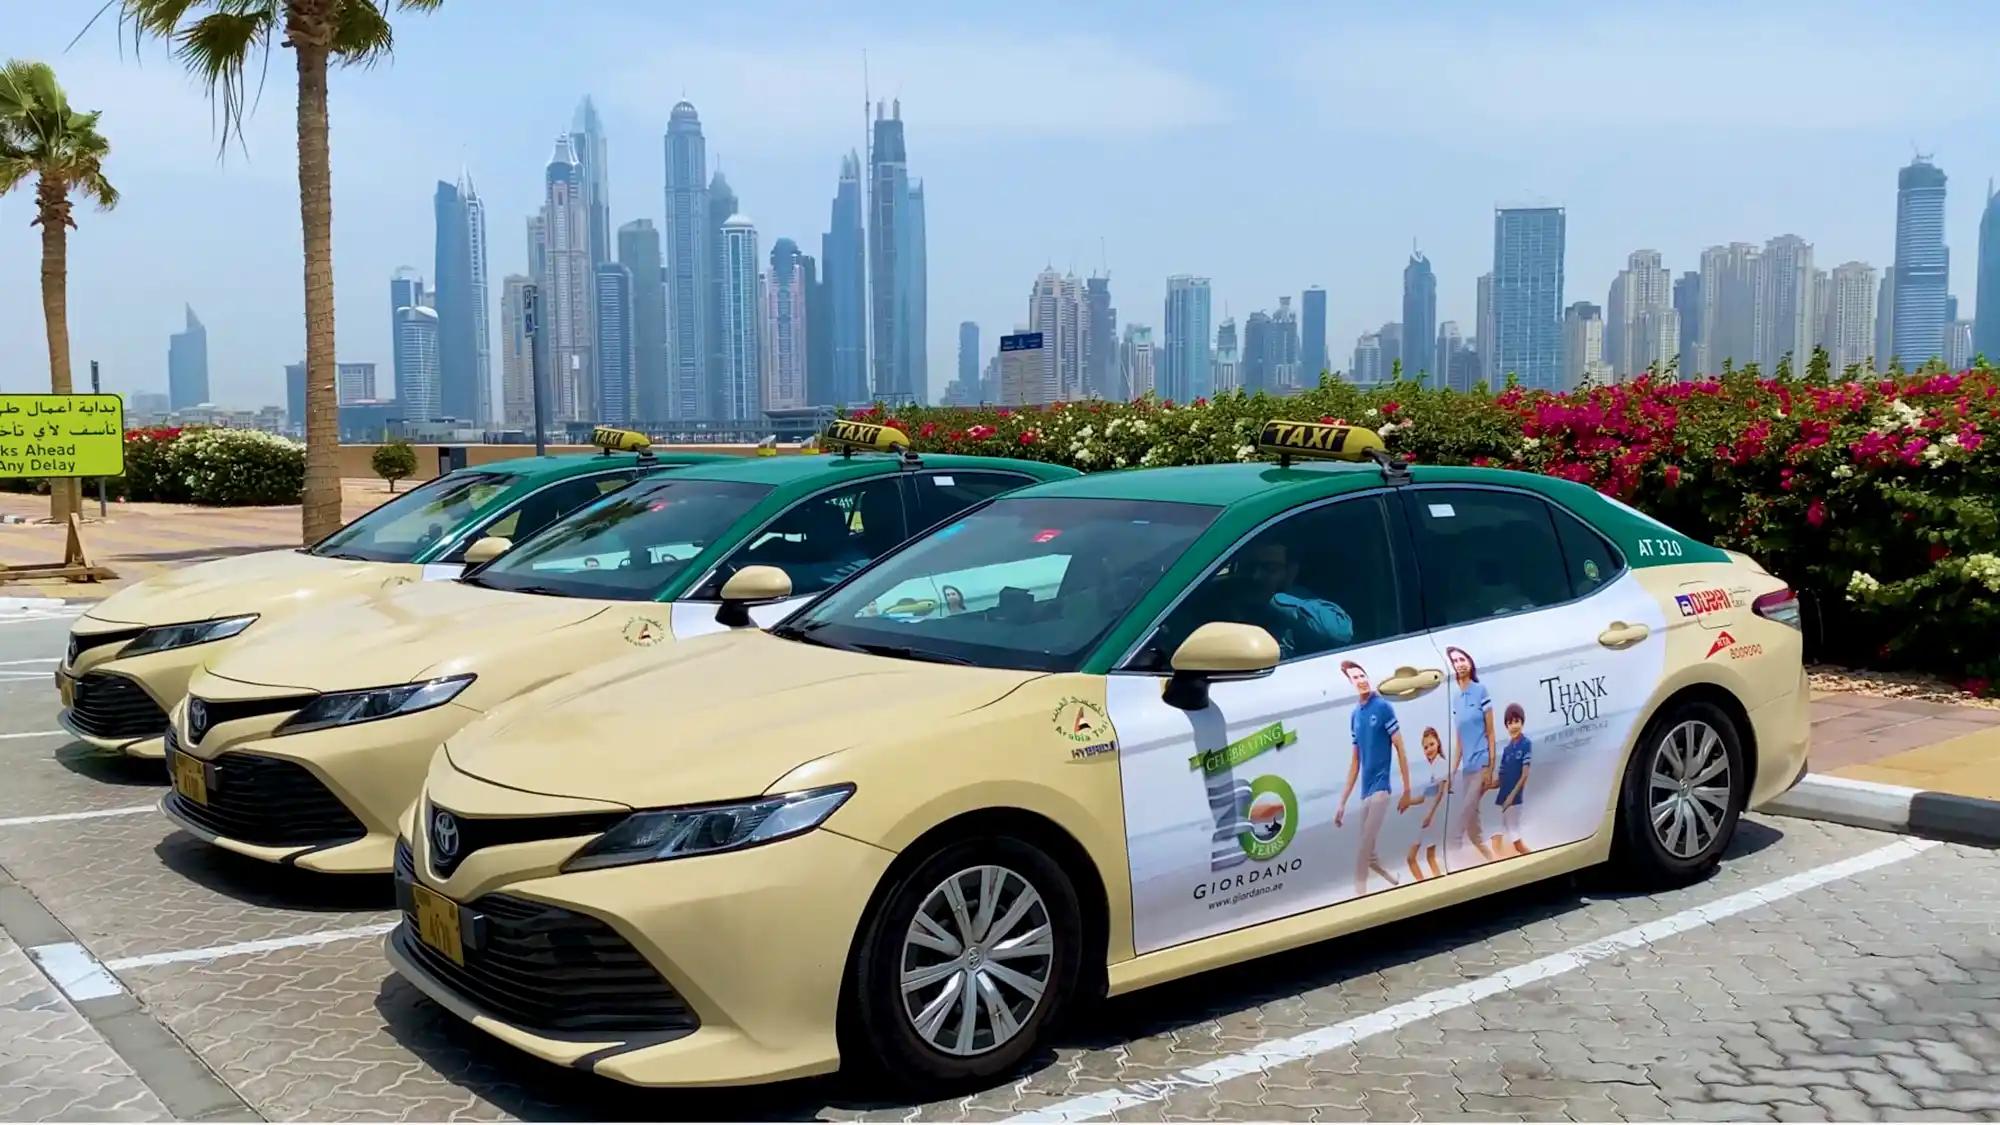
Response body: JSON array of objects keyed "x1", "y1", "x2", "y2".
[
  {"x1": 1648, "y1": 719, "x2": 1732, "y2": 858},
  {"x1": 899, "y1": 864, "x2": 1054, "y2": 1057}
]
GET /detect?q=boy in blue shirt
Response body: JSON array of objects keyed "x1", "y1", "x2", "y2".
[
  {"x1": 1334, "y1": 660, "x2": 1414, "y2": 897},
  {"x1": 1495, "y1": 702, "x2": 1533, "y2": 856}
]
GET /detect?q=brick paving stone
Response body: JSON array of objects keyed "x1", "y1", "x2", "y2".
[{"x1": 0, "y1": 932, "x2": 168, "y2": 1121}]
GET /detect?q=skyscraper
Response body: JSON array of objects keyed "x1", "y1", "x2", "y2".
[
  {"x1": 1120, "y1": 325, "x2": 1156, "y2": 398},
  {"x1": 869, "y1": 100, "x2": 926, "y2": 404},
  {"x1": 541, "y1": 134, "x2": 593, "y2": 421},
  {"x1": 1029, "y1": 268, "x2": 1086, "y2": 403},
  {"x1": 1673, "y1": 271, "x2": 1703, "y2": 376},
  {"x1": 950, "y1": 320, "x2": 980, "y2": 405},
  {"x1": 821, "y1": 153, "x2": 867, "y2": 407},
  {"x1": 1378, "y1": 323, "x2": 1403, "y2": 377},
  {"x1": 1300, "y1": 286, "x2": 1328, "y2": 385},
  {"x1": 1758, "y1": 234, "x2": 1815, "y2": 370},
  {"x1": 500, "y1": 275, "x2": 534, "y2": 427},
  {"x1": 617, "y1": 220, "x2": 669, "y2": 421},
  {"x1": 1402, "y1": 251, "x2": 1437, "y2": 384},
  {"x1": 1435, "y1": 320, "x2": 1464, "y2": 380},
  {"x1": 387, "y1": 268, "x2": 428, "y2": 408},
  {"x1": 1351, "y1": 333, "x2": 1385, "y2": 384},
  {"x1": 803, "y1": 254, "x2": 831, "y2": 406},
  {"x1": 594, "y1": 263, "x2": 634, "y2": 424},
  {"x1": 1162, "y1": 275, "x2": 1212, "y2": 401},
  {"x1": 719, "y1": 215, "x2": 762, "y2": 420},
  {"x1": 765, "y1": 237, "x2": 809, "y2": 412},
  {"x1": 663, "y1": 102, "x2": 710, "y2": 420},
  {"x1": 1475, "y1": 273, "x2": 1495, "y2": 386},
  {"x1": 1561, "y1": 301, "x2": 1607, "y2": 388},
  {"x1": 998, "y1": 330, "x2": 1044, "y2": 406},
  {"x1": 1876, "y1": 273, "x2": 1896, "y2": 371},
  {"x1": 1491, "y1": 207, "x2": 1565, "y2": 390},
  {"x1": 1271, "y1": 297, "x2": 1302, "y2": 391},
  {"x1": 1609, "y1": 250, "x2": 1672, "y2": 377},
  {"x1": 167, "y1": 304, "x2": 208, "y2": 409},
  {"x1": 389, "y1": 268, "x2": 422, "y2": 329},
  {"x1": 433, "y1": 172, "x2": 490, "y2": 422},
  {"x1": 1975, "y1": 180, "x2": 2000, "y2": 364},
  {"x1": 908, "y1": 180, "x2": 929, "y2": 402},
  {"x1": 1213, "y1": 316, "x2": 1241, "y2": 393},
  {"x1": 1699, "y1": 243, "x2": 1762, "y2": 372},
  {"x1": 1891, "y1": 156, "x2": 1949, "y2": 364},
  {"x1": 394, "y1": 304, "x2": 441, "y2": 418},
  {"x1": 1084, "y1": 275, "x2": 1116, "y2": 398},
  {"x1": 1240, "y1": 311, "x2": 1272, "y2": 393},
  {"x1": 707, "y1": 171, "x2": 739, "y2": 417},
  {"x1": 570, "y1": 96, "x2": 611, "y2": 267},
  {"x1": 336, "y1": 362, "x2": 376, "y2": 403}
]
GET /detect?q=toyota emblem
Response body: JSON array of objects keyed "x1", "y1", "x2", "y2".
[
  {"x1": 188, "y1": 698, "x2": 209, "y2": 742},
  {"x1": 430, "y1": 809, "x2": 461, "y2": 862}
]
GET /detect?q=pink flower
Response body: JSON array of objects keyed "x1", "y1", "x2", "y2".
[
  {"x1": 1805, "y1": 499, "x2": 1826, "y2": 527},
  {"x1": 1662, "y1": 465, "x2": 1682, "y2": 488},
  {"x1": 1018, "y1": 430, "x2": 1038, "y2": 446},
  {"x1": 1929, "y1": 542, "x2": 1952, "y2": 563}
]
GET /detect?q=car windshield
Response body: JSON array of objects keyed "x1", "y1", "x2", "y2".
[
  {"x1": 774, "y1": 496, "x2": 1219, "y2": 672},
  {"x1": 309, "y1": 471, "x2": 515, "y2": 562},
  {"x1": 469, "y1": 477, "x2": 773, "y2": 600}
]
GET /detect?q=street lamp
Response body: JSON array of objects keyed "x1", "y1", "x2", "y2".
[{"x1": 524, "y1": 283, "x2": 547, "y2": 457}]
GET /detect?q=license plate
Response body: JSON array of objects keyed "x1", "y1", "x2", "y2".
[
  {"x1": 170, "y1": 754, "x2": 209, "y2": 805},
  {"x1": 56, "y1": 672, "x2": 74, "y2": 708},
  {"x1": 409, "y1": 883, "x2": 464, "y2": 966}
]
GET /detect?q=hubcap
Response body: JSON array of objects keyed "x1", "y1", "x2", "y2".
[
  {"x1": 900, "y1": 864, "x2": 1053, "y2": 1057},
  {"x1": 1648, "y1": 719, "x2": 1732, "y2": 858}
]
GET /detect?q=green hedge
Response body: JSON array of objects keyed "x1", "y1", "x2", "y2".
[
  {"x1": 0, "y1": 425, "x2": 303, "y2": 506},
  {"x1": 854, "y1": 361, "x2": 2000, "y2": 692}
]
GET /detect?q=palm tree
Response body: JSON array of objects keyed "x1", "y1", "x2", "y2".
[
  {"x1": 0, "y1": 60, "x2": 117, "y2": 523},
  {"x1": 112, "y1": 0, "x2": 441, "y2": 542}
]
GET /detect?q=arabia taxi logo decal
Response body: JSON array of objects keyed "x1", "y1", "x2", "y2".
[
  {"x1": 622, "y1": 616, "x2": 666, "y2": 646},
  {"x1": 1053, "y1": 696, "x2": 1117, "y2": 760}
]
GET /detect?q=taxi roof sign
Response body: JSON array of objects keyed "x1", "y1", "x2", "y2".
[
  {"x1": 591, "y1": 426, "x2": 651, "y2": 454},
  {"x1": 821, "y1": 419, "x2": 910, "y2": 456},
  {"x1": 1255, "y1": 420, "x2": 1385, "y2": 463}
]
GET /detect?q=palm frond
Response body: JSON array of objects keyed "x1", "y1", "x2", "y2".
[
  {"x1": 108, "y1": 0, "x2": 210, "y2": 57},
  {"x1": 171, "y1": 7, "x2": 275, "y2": 152},
  {"x1": 0, "y1": 59, "x2": 118, "y2": 212},
  {"x1": 329, "y1": 0, "x2": 395, "y2": 67}
]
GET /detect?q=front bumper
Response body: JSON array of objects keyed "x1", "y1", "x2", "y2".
[
  {"x1": 1746, "y1": 665, "x2": 1812, "y2": 810},
  {"x1": 55, "y1": 632, "x2": 218, "y2": 760},
  {"x1": 389, "y1": 822, "x2": 894, "y2": 1087},
  {"x1": 161, "y1": 699, "x2": 480, "y2": 874}
]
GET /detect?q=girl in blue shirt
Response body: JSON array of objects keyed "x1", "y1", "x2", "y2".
[
  {"x1": 1446, "y1": 646, "x2": 1498, "y2": 863},
  {"x1": 1496, "y1": 702, "x2": 1533, "y2": 856}
]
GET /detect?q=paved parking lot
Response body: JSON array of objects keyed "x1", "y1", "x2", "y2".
[{"x1": 5, "y1": 603, "x2": 2000, "y2": 1122}]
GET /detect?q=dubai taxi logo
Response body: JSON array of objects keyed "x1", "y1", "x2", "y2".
[
  {"x1": 622, "y1": 617, "x2": 666, "y2": 646},
  {"x1": 1053, "y1": 696, "x2": 1117, "y2": 760},
  {"x1": 1192, "y1": 723, "x2": 1301, "y2": 864},
  {"x1": 1676, "y1": 588, "x2": 1733, "y2": 617}
]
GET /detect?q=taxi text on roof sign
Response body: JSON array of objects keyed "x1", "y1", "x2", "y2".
[
  {"x1": 1254, "y1": 419, "x2": 1385, "y2": 463},
  {"x1": 822, "y1": 419, "x2": 910, "y2": 454},
  {"x1": 591, "y1": 426, "x2": 651, "y2": 453},
  {"x1": 0, "y1": 394, "x2": 125, "y2": 478}
]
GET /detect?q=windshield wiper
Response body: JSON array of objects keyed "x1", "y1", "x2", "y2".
[
  {"x1": 317, "y1": 550, "x2": 372, "y2": 561},
  {"x1": 497, "y1": 584, "x2": 574, "y2": 598},
  {"x1": 848, "y1": 642, "x2": 974, "y2": 666}
]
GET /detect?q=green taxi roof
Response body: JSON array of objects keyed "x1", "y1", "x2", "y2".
[
  {"x1": 469, "y1": 449, "x2": 729, "y2": 480},
  {"x1": 661, "y1": 450, "x2": 1078, "y2": 490}
]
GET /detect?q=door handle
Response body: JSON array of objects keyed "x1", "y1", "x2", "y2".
[
  {"x1": 1598, "y1": 621, "x2": 1651, "y2": 648},
  {"x1": 1378, "y1": 667, "x2": 1444, "y2": 698}
]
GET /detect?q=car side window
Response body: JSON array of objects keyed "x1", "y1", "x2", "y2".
[
  {"x1": 700, "y1": 477, "x2": 908, "y2": 599},
  {"x1": 1405, "y1": 488, "x2": 1573, "y2": 627},
  {"x1": 1551, "y1": 504, "x2": 1623, "y2": 597},
  {"x1": 442, "y1": 472, "x2": 633, "y2": 561},
  {"x1": 1129, "y1": 495, "x2": 1408, "y2": 670},
  {"x1": 909, "y1": 471, "x2": 1034, "y2": 531}
]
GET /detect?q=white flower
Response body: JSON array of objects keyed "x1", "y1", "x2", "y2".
[
  {"x1": 1942, "y1": 433, "x2": 1962, "y2": 449},
  {"x1": 1846, "y1": 571, "x2": 1882, "y2": 601},
  {"x1": 1832, "y1": 464, "x2": 1854, "y2": 479},
  {"x1": 1520, "y1": 436, "x2": 1541, "y2": 449},
  {"x1": 1366, "y1": 408, "x2": 1380, "y2": 418},
  {"x1": 1964, "y1": 554, "x2": 2000, "y2": 593},
  {"x1": 1378, "y1": 421, "x2": 1403, "y2": 438},
  {"x1": 1921, "y1": 443, "x2": 1945, "y2": 467},
  {"x1": 1234, "y1": 443, "x2": 1257, "y2": 462}
]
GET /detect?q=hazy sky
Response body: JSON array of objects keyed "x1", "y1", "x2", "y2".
[{"x1": 5, "y1": 1, "x2": 1999, "y2": 407}]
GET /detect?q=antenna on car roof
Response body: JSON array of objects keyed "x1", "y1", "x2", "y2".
[{"x1": 1364, "y1": 447, "x2": 1411, "y2": 486}]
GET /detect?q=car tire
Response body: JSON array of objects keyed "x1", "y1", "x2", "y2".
[
  {"x1": 1611, "y1": 700, "x2": 1745, "y2": 888},
  {"x1": 849, "y1": 834, "x2": 1083, "y2": 1089}
]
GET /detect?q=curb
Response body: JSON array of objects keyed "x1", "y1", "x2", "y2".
[
  {"x1": 1761, "y1": 773, "x2": 2000, "y2": 848},
  {"x1": 0, "y1": 596, "x2": 71, "y2": 612}
]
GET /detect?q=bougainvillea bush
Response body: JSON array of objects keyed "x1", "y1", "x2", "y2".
[
  {"x1": 1, "y1": 425, "x2": 303, "y2": 505},
  {"x1": 850, "y1": 362, "x2": 2000, "y2": 690}
]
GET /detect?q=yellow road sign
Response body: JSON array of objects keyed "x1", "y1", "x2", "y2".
[{"x1": 0, "y1": 394, "x2": 125, "y2": 478}]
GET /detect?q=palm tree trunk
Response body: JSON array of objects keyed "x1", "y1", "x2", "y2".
[
  {"x1": 294, "y1": 38, "x2": 340, "y2": 544},
  {"x1": 36, "y1": 177, "x2": 76, "y2": 523}
]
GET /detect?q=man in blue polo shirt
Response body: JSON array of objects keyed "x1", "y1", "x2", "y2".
[
  {"x1": 1334, "y1": 660, "x2": 1414, "y2": 897},
  {"x1": 1230, "y1": 538, "x2": 1353, "y2": 658}
]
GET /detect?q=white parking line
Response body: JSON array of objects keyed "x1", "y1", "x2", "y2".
[
  {"x1": 0, "y1": 729, "x2": 69, "y2": 740},
  {"x1": 0, "y1": 805, "x2": 155, "y2": 828},
  {"x1": 1007, "y1": 837, "x2": 1941, "y2": 1123},
  {"x1": 103, "y1": 922, "x2": 398, "y2": 971},
  {"x1": 28, "y1": 942, "x2": 125, "y2": 1001},
  {"x1": 0, "y1": 657, "x2": 59, "y2": 665}
]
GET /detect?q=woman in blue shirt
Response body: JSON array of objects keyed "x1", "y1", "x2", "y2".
[
  {"x1": 1496, "y1": 702, "x2": 1533, "y2": 856},
  {"x1": 1446, "y1": 646, "x2": 1498, "y2": 863}
]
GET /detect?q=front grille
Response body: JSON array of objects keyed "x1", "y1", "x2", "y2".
[
  {"x1": 187, "y1": 693, "x2": 314, "y2": 746},
  {"x1": 68, "y1": 673, "x2": 168, "y2": 740},
  {"x1": 424, "y1": 802, "x2": 626, "y2": 879},
  {"x1": 68, "y1": 627, "x2": 143, "y2": 669},
  {"x1": 163, "y1": 747, "x2": 366, "y2": 847},
  {"x1": 392, "y1": 844, "x2": 696, "y2": 1035}
]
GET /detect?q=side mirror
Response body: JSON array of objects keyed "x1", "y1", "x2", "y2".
[
  {"x1": 1163, "y1": 622, "x2": 1280, "y2": 710},
  {"x1": 717, "y1": 565, "x2": 793, "y2": 628},
  {"x1": 462, "y1": 536, "x2": 511, "y2": 566}
]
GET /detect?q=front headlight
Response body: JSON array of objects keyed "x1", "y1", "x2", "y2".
[
  {"x1": 562, "y1": 785, "x2": 854, "y2": 872},
  {"x1": 120, "y1": 615, "x2": 258, "y2": 657},
  {"x1": 275, "y1": 675, "x2": 474, "y2": 736}
]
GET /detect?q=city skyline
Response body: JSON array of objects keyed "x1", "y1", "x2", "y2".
[{"x1": 5, "y1": 3, "x2": 2000, "y2": 408}]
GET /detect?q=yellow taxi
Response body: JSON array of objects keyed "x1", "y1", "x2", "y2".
[
  {"x1": 388, "y1": 421, "x2": 1810, "y2": 1089},
  {"x1": 160, "y1": 424, "x2": 1074, "y2": 873},
  {"x1": 56, "y1": 429, "x2": 718, "y2": 758}
]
